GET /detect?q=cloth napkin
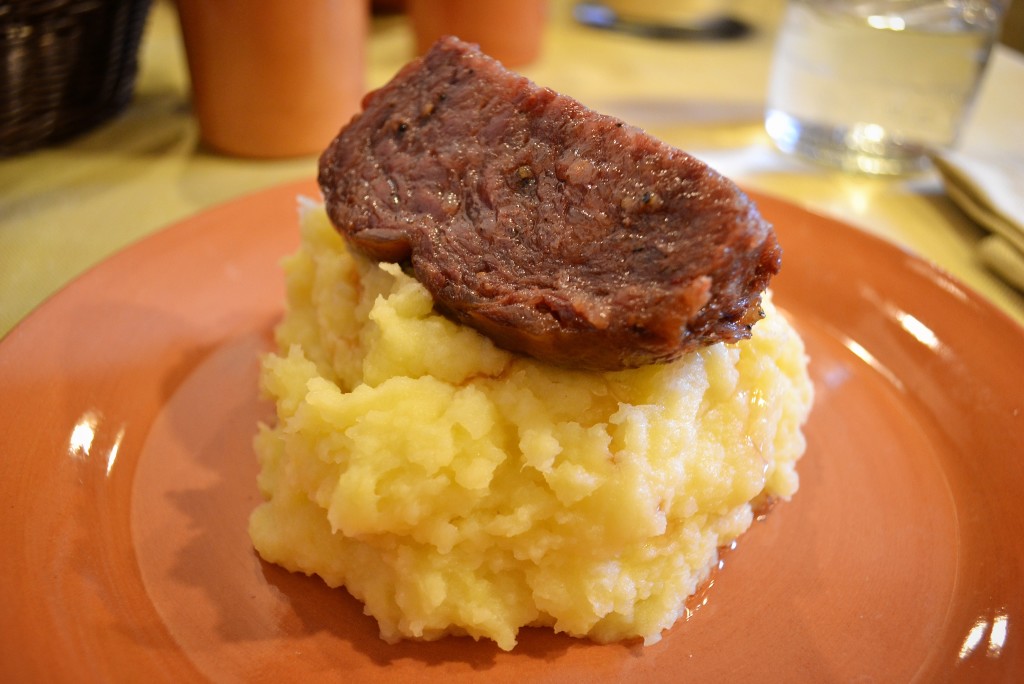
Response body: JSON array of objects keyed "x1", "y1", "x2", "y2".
[
  {"x1": 932, "y1": 151, "x2": 1024, "y2": 292},
  {"x1": 931, "y1": 46, "x2": 1024, "y2": 293}
]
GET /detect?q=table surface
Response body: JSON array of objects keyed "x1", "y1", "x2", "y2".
[{"x1": 2, "y1": 0, "x2": 1023, "y2": 338}]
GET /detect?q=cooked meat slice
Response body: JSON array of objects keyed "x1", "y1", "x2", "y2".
[{"x1": 318, "y1": 36, "x2": 781, "y2": 370}]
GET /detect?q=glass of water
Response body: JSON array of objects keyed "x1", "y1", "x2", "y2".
[{"x1": 765, "y1": 0, "x2": 1009, "y2": 175}]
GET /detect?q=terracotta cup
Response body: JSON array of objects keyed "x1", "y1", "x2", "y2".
[
  {"x1": 175, "y1": 0, "x2": 368, "y2": 158},
  {"x1": 407, "y1": 0, "x2": 547, "y2": 67}
]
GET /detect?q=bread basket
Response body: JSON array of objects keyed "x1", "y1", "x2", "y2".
[{"x1": 0, "y1": 0, "x2": 152, "y2": 157}]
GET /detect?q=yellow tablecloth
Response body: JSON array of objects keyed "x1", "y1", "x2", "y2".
[{"x1": 2, "y1": 0, "x2": 1022, "y2": 337}]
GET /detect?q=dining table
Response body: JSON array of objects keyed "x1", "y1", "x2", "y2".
[
  {"x1": 2, "y1": 0, "x2": 1022, "y2": 335},
  {"x1": 2, "y1": 1, "x2": 1023, "y2": 682}
]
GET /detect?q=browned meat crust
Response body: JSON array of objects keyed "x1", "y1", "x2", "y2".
[{"x1": 318, "y1": 36, "x2": 781, "y2": 370}]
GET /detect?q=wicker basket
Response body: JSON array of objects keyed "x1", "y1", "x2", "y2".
[{"x1": 0, "y1": 0, "x2": 152, "y2": 157}]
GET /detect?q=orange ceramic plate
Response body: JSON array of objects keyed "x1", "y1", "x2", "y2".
[{"x1": 1, "y1": 180, "x2": 1022, "y2": 682}]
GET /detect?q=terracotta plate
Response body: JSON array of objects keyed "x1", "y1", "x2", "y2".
[{"x1": 1, "y1": 180, "x2": 1022, "y2": 682}]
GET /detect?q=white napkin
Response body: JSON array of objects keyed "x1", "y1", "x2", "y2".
[
  {"x1": 931, "y1": 46, "x2": 1024, "y2": 292},
  {"x1": 932, "y1": 151, "x2": 1024, "y2": 291}
]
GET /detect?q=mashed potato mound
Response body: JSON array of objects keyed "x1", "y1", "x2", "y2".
[{"x1": 249, "y1": 199, "x2": 814, "y2": 651}]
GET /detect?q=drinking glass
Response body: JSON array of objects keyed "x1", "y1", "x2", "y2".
[{"x1": 765, "y1": 0, "x2": 1009, "y2": 175}]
